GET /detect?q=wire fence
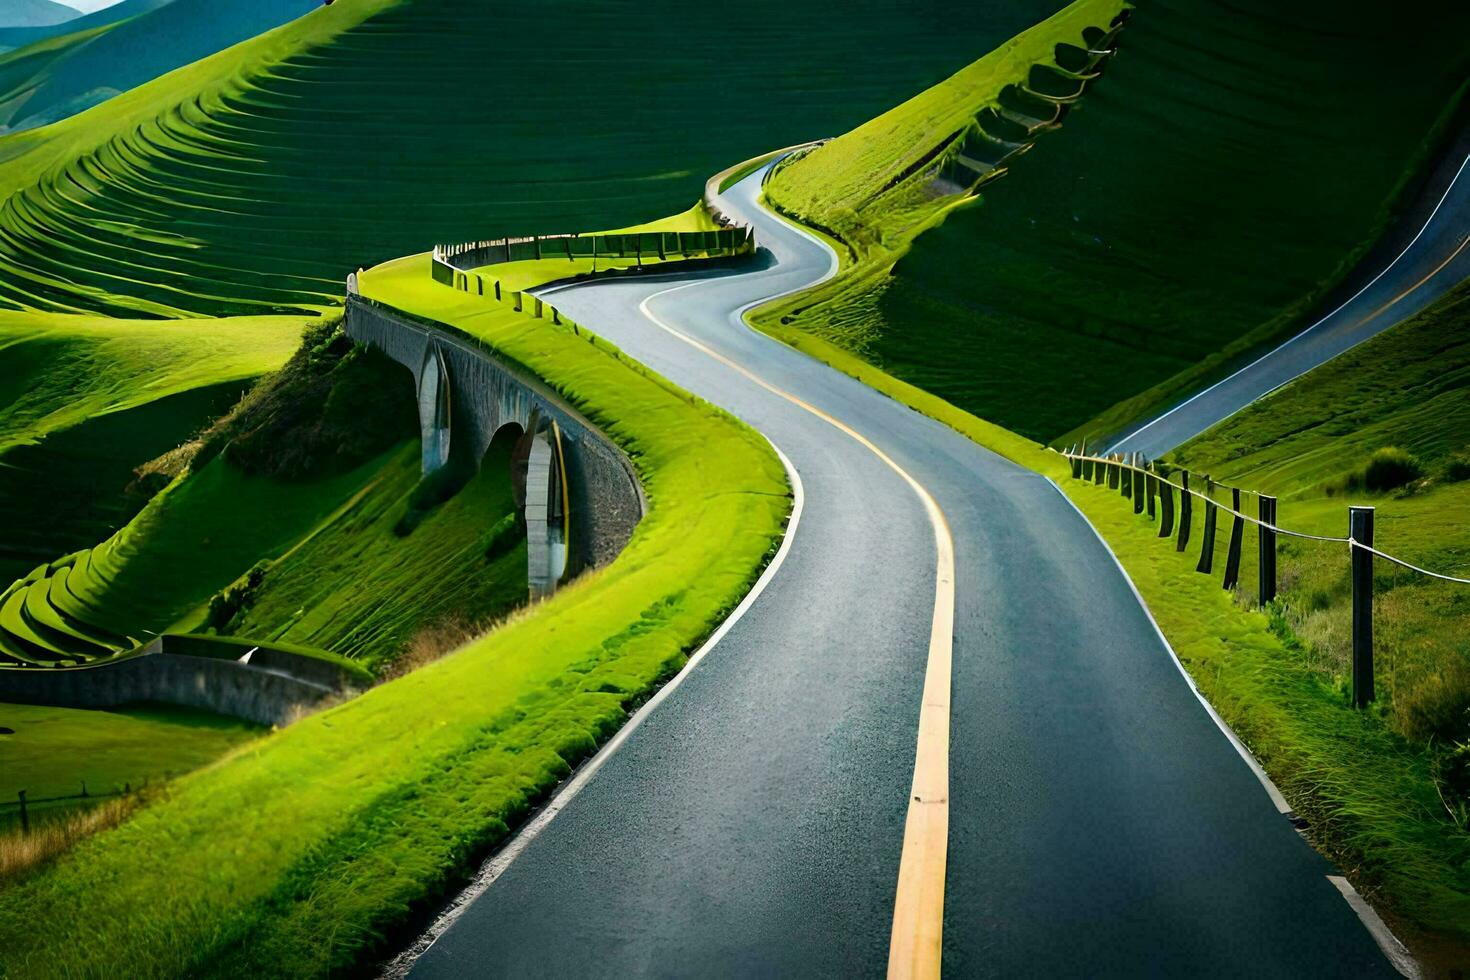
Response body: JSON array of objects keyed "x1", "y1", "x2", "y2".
[
  {"x1": 1062, "y1": 446, "x2": 1470, "y2": 709},
  {"x1": 2, "y1": 784, "x2": 131, "y2": 834}
]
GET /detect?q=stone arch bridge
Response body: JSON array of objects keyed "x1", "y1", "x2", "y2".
[{"x1": 344, "y1": 294, "x2": 645, "y2": 597}]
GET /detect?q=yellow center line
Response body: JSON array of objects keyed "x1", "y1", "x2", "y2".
[
  {"x1": 637, "y1": 288, "x2": 955, "y2": 979},
  {"x1": 1362, "y1": 233, "x2": 1469, "y2": 323}
]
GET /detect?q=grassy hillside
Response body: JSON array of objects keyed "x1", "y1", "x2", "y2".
[
  {"x1": 765, "y1": 0, "x2": 1470, "y2": 443},
  {"x1": 0, "y1": 311, "x2": 303, "y2": 585},
  {"x1": 0, "y1": 223, "x2": 792, "y2": 976},
  {"x1": 0, "y1": 701, "x2": 259, "y2": 831},
  {"x1": 0, "y1": 0, "x2": 315, "y2": 133},
  {"x1": 1171, "y1": 283, "x2": 1470, "y2": 745},
  {"x1": 229, "y1": 439, "x2": 529, "y2": 672},
  {"x1": 0, "y1": 311, "x2": 302, "y2": 449},
  {"x1": 0, "y1": 0, "x2": 1074, "y2": 318}
]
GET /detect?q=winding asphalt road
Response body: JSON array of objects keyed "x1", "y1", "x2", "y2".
[
  {"x1": 404, "y1": 165, "x2": 1396, "y2": 977},
  {"x1": 1109, "y1": 142, "x2": 1470, "y2": 459}
]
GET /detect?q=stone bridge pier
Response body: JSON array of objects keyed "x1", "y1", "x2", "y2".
[{"x1": 344, "y1": 295, "x2": 645, "y2": 597}]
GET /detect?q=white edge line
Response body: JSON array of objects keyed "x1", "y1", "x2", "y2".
[
  {"x1": 1327, "y1": 876, "x2": 1420, "y2": 979},
  {"x1": 1110, "y1": 152, "x2": 1470, "y2": 452},
  {"x1": 1046, "y1": 477, "x2": 1421, "y2": 977},
  {"x1": 382, "y1": 441, "x2": 805, "y2": 977}
]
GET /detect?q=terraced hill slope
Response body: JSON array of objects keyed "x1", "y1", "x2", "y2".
[
  {"x1": 0, "y1": 0, "x2": 1073, "y2": 319},
  {"x1": 765, "y1": 0, "x2": 1470, "y2": 443}
]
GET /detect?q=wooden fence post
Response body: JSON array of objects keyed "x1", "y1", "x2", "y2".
[
  {"x1": 1177, "y1": 470, "x2": 1192, "y2": 551},
  {"x1": 1196, "y1": 477, "x2": 1216, "y2": 574},
  {"x1": 1120, "y1": 455, "x2": 1132, "y2": 498},
  {"x1": 1158, "y1": 476, "x2": 1174, "y2": 537},
  {"x1": 1222, "y1": 487, "x2": 1244, "y2": 590},
  {"x1": 1351, "y1": 506, "x2": 1375, "y2": 708},
  {"x1": 1258, "y1": 494, "x2": 1277, "y2": 606},
  {"x1": 1146, "y1": 465, "x2": 1157, "y2": 520},
  {"x1": 1108, "y1": 455, "x2": 1120, "y2": 490},
  {"x1": 1133, "y1": 458, "x2": 1145, "y2": 515}
]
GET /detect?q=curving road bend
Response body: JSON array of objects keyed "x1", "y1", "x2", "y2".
[
  {"x1": 404, "y1": 164, "x2": 1396, "y2": 977},
  {"x1": 1110, "y1": 145, "x2": 1470, "y2": 459}
]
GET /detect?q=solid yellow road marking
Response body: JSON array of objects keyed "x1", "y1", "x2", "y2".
[
  {"x1": 1363, "y1": 233, "x2": 1468, "y2": 323},
  {"x1": 637, "y1": 287, "x2": 955, "y2": 979}
]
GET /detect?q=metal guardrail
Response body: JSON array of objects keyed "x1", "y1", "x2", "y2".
[{"x1": 1062, "y1": 447, "x2": 1470, "y2": 710}]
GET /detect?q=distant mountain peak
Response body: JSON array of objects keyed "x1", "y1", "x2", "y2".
[{"x1": 0, "y1": 0, "x2": 81, "y2": 29}]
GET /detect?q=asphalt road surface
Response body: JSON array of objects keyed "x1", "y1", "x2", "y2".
[
  {"x1": 406, "y1": 164, "x2": 1395, "y2": 977},
  {"x1": 1110, "y1": 144, "x2": 1470, "y2": 459}
]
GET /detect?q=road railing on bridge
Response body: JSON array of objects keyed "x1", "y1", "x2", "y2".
[
  {"x1": 423, "y1": 204, "x2": 757, "y2": 325},
  {"x1": 1061, "y1": 447, "x2": 1470, "y2": 711}
]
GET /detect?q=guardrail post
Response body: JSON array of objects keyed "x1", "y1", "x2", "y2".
[
  {"x1": 1196, "y1": 477, "x2": 1216, "y2": 574},
  {"x1": 1132, "y1": 457, "x2": 1145, "y2": 515},
  {"x1": 1109, "y1": 455, "x2": 1119, "y2": 490},
  {"x1": 1094, "y1": 454, "x2": 1105, "y2": 485},
  {"x1": 1146, "y1": 464, "x2": 1157, "y2": 520},
  {"x1": 18, "y1": 790, "x2": 27, "y2": 834},
  {"x1": 1351, "y1": 505, "x2": 1375, "y2": 708},
  {"x1": 1120, "y1": 455, "x2": 1131, "y2": 498},
  {"x1": 1223, "y1": 487, "x2": 1244, "y2": 591},
  {"x1": 1158, "y1": 475, "x2": 1174, "y2": 537},
  {"x1": 1258, "y1": 494, "x2": 1277, "y2": 606},
  {"x1": 1069, "y1": 448, "x2": 1081, "y2": 480}
]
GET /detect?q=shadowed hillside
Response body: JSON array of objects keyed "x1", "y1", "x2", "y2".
[{"x1": 0, "y1": 0, "x2": 1072, "y2": 318}]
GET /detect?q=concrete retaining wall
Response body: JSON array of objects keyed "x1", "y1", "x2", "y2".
[{"x1": 0, "y1": 639, "x2": 351, "y2": 727}]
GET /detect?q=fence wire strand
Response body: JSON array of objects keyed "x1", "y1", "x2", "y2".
[{"x1": 1064, "y1": 452, "x2": 1470, "y2": 581}]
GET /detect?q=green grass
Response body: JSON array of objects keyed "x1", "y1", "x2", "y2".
[
  {"x1": 64, "y1": 448, "x2": 397, "y2": 640},
  {"x1": 0, "y1": 0, "x2": 1079, "y2": 319},
  {"x1": 1169, "y1": 283, "x2": 1470, "y2": 746},
  {"x1": 0, "y1": 701, "x2": 260, "y2": 829},
  {"x1": 0, "y1": 380, "x2": 251, "y2": 587},
  {"x1": 0, "y1": 309, "x2": 303, "y2": 608},
  {"x1": 0, "y1": 310, "x2": 303, "y2": 450},
  {"x1": 765, "y1": 0, "x2": 1470, "y2": 443},
  {"x1": 0, "y1": 209, "x2": 792, "y2": 975},
  {"x1": 229, "y1": 439, "x2": 528, "y2": 672},
  {"x1": 766, "y1": 0, "x2": 1125, "y2": 245}
]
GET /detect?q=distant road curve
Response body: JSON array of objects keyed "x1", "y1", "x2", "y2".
[{"x1": 1109, "y1": 144, "x2": 1470, "y2": 459}]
